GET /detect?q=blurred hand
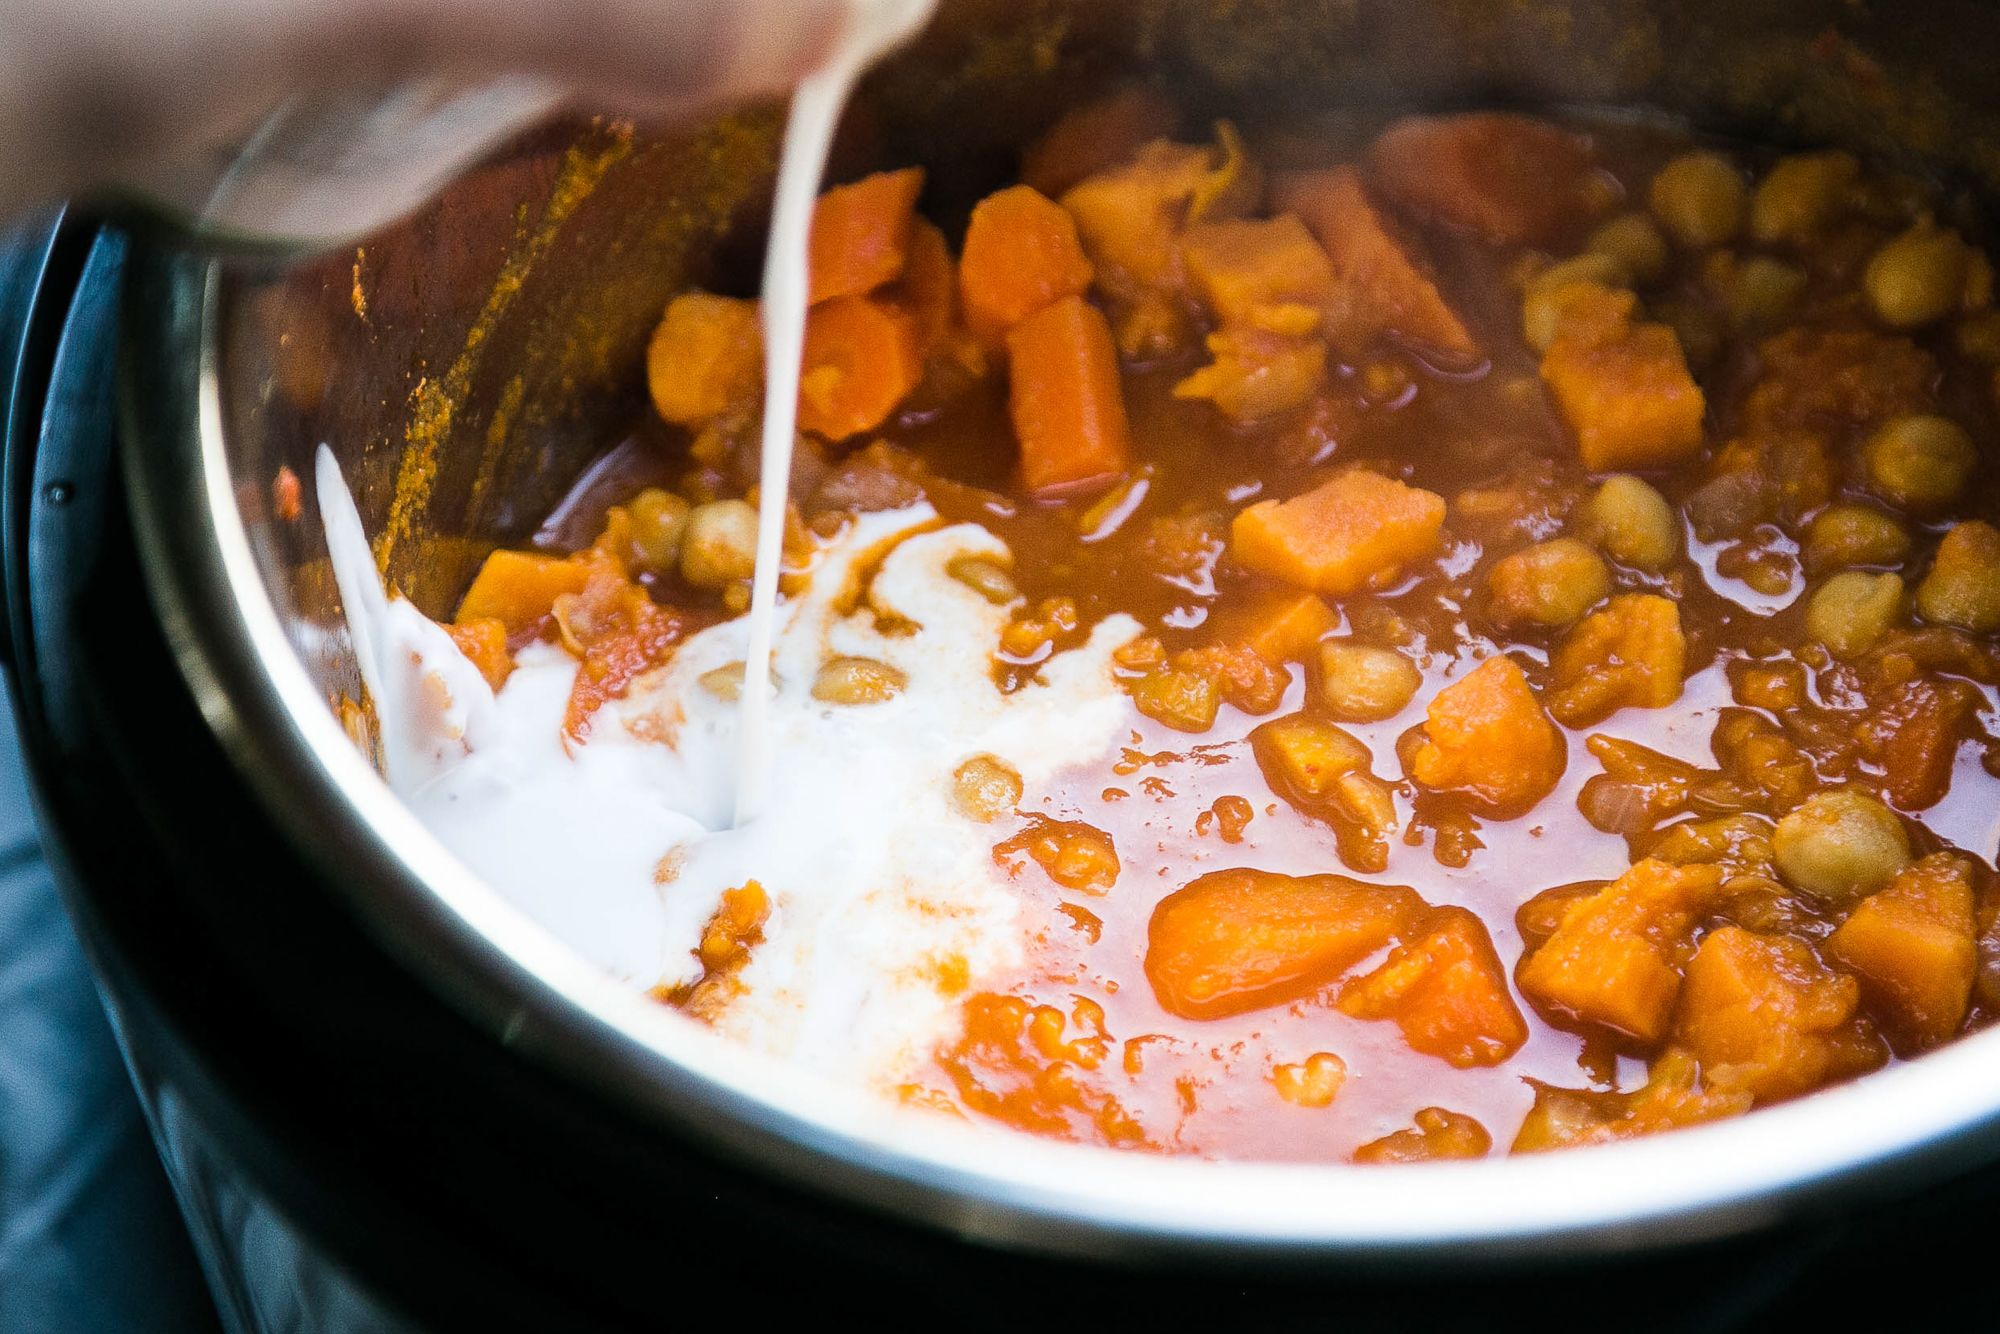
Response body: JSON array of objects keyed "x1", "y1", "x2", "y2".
[{"x1": 0, "y1": 0, "x2": 847, "y2": 219}]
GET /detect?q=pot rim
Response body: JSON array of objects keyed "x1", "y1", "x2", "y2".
[{"x1": 118, "y1": 244, "x2": 2000, "y2": 1265}]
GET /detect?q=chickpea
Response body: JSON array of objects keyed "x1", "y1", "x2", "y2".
[
  {"x1": 947, "y1": 554, "x2": 1019, "y2": 605},
  {"x1": 1863, "y1": 414, "x2": 1977, "y2": 511},
  {"x1": 1586, "y1": 213, "x2": 1670, "y2": 284},
  {"x1": 1916, "y1": 520, "x2": 2000, "y2": 632},
  {"x1": 1749, "y1": 150, "x2": 1860, "y2": 244},
  {"x1": 1314, "y1": 641, "x2": 1422, "y2": 722},
  {"x1": 810, "y1": 656, "x2": 907, "y2": 705},
  {"x1": 1956, "y1": 310, "x2": 2000, "y2": 363},
  {"x1": 1486, "y1": 538, "x2": 1613, "y2": 628},
  {"x1": 1521, "y1": 256, "x2": 1630, "y2": 352},
  {"x1": 953, "y1": 754, "x2": 1023, "y2": 821},
  {"x1": 1723, "y1": 255, "x2": 1807, "y2": 330},
  {"x1": 620, "y1": 488, "x2": 691, "y2": 576},
  {"x1": 1772, "y1": 789, "x2": 1912, "y2": 905},
  {"x1": 680, "y1": 499, "x2": 759, "y2": 588},
  {"x1": 1805, "y1": 571, "x2": 1904, "y2": 658},
  {"x1": 1802, "y1": 503, "x2": 1911, "y2": 573},
  {"x1": 1649, "y1": 151, "x2": 1746, "y2": 248},
  {"x1": 1575, "y1": 474, "x2": 1680, "y2": 571},
  {"x1": 1864, "y1": 224, "x2": 1972, "y2": 329}
]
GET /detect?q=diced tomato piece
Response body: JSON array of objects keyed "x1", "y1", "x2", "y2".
[
  {"x1": 808, "y1": 167, "x2": 924, "y2": 305},
  {"x1": 1273, "y1": 166, "x2": 1476, "y2": 360},
  {"x1": 646, "y1": 293, "x2": 763, "y2": 427},
  {"x1": 1337, "y1": 907, "x2": 1528, "y2": 1067},
  {"x1": 1366, "y1": 112, "x2": 1604, "y2": 247},
  {"x1": 959, "y1": 185, "x2": 1096, "y2": 344},
  {"x1": 1826, "y1": 852, "x2": 1978, "y2": 1051},
  {"x1": 1230, "y1": 469, "x2": 1446, "y2": 595},
  {"x1": 1145, "y1": 867, "x2": 1427, "y2": 1019},
  {"x1": 798, "y1": 294, "x2": 925, "y2": 440},
  {"x1": 1408, "y1": 656, "x2": 1566, "y2": 819},
  {"x1": 1006, "y1": 295, "x2": 1132, "y2": 494},
  {"x1": 1515, "y1": 858, "x2": 1725, "y2": 1044},
  {"x1": 1675, "y1": 926, "x2": 1885, "y2": 1101}
]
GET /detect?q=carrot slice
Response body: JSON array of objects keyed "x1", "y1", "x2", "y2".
[
  {"x1": 1229, "y1": 469, "x2": 1445, "y2": 595},
  {"x1": 1005, "y1": 295, "x2": 1132, "y2": 494},
  {"x1": 646, "y1": 293, "x2": 763, "y2": 427},
  {"x1": 808, "y1": 167, "x2": 924, "y2": 306},
  {"x1": 959, "y1": 185, "x2": 1096, "y2": 344},
  {"x1": 1146, "y1": 867, "x2": 1428, "y2": 1019},
  {"x1": 1022, "y1": 86, "x2": 1180, "y2": 198},
  {"x1": 798, "y1": 294, "x2": 924, "y2": 440}
]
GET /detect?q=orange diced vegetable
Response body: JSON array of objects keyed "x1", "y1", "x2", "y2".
[
  {"x1": 646, "y1": 293, "x2": 763, "y2": 427},
  {"x1": 798, "y1": 294, "x2": 925, "y2": 440},
  {"x1": 1006, "y1": 295, "x2": 1132, "y2": 494},
  {"x1": 1352, "y1": 1108, "x2": 1492, "y2": 1164},
  {"x1": 1213, "y1": 587, "x2": 1339, "y2": 663},
  {"x1": 1172, "y1": 327, "x2": 1328, "y2": 422},
  {"x1": 1515, "y1": 858, "x2": 1725, "y2": 1044},
  {"x1": 1022, "y1": 86, "x2": 1180, "y2": 198},
  {"x1": 1230, "y1": 469, "x2": 1446, "y2": 595},
  {"x1": 1366, "y1": 112, "x2": 1603, "y2": 247},
  {"x1": 1408, "y1": 656, "x2": 1566, "y2": 818},
  {"x1": 1547, "y1": 593, "x2": 1687, "y2": 728},
  {"x1": 446, "y1": 617, "x2": 513, "y2": 692},
  {"x1": 1674, "y1": 926, "x2": 1884, "y2": 1102},
  {"x1": 1541, "y1": 316, "x2": 1707, "y2": 471},
  {"x1": 1337, "y1": 907, "x2": 1528, "y2": 1067},
  {"x1": 896, "y1": 217, "x2": 960, "y2": 357},
  {"x1": 1145, "y1": 867, "x2": 1427, "y2": 1019},
  {"x1": 1826, "y1": 852, "x2": 1978, "y2": 1051},
  {"x1": 959, "y1": 185, "x2": 1096, "y2": 343},
  {"x1": 1272, "y1": 166, "x2": 1476, "y2": 361},
  {"x1": 1513, "y1": 1048, "x2": 1750, "y2": 1151},
  {"x1": 808, "y1": 167, "x2": 924, "y2": 305},
  {"x1": 1178, "y1": 215, "x2": 1336, "y2": 332},
  {"x1": 457, "y1": 548, "x2": 604, "y2": 635},
  {"x1": 1060, "y1": 136, "x2": 1256, "y2": 295}
]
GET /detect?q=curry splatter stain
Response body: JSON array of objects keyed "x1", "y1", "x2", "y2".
[{"x1": 351, "y1": 247, "x2": 369, "y2": 322}]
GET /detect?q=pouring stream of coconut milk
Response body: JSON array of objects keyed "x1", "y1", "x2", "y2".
[{"x1": 733, "y1": 0, "x2": 938, "y2": 826}]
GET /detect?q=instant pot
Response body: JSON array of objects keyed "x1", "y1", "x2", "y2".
[{"x1": 11, "y1": 1, "x2": 2000, "y2": 1328}]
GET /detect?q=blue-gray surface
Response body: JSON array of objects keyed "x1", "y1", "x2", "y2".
[{"x1": 0, "y1": 678, "x2": 216, "y2": 1331}]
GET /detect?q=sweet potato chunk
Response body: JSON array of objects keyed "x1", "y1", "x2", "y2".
[
  {"x1": 457, "y1": 548, "x2": 604, "y2": 635},
  {"x1": 1366, "y1": 113, "x2": 1603, "y2": 247},
  {"x1": 1212, "y1": 588, "x2": 1338, "y2": 663},
  {"x1": 1826, "y1": 852, "x2": 1978, "y2": 1051},
  {"x1": 959, "y1": 185, "x2": 1095, "y2": 343},
  {"x1": 1337, "y1": 908, "x2": 1528, "y2": 1067},
  {"x1": 1674, "y1": 926, "x2": 1885, "y2": 1102},
  {"x1": 1173, "y1": 327, "x2": 1329, "y2": 422},
  {"x1": 798, "y1": 294, "x2": 925, "y2": 440},
  {"x1": 1541, "y1": 317, "x2": 1706, "y2": 471},
  {"x1": 1007, "y1": 295, "x2": 1133, "y2": 494},
  {"x1": 1272, "y1": 166, "x2": 1476, "y2": 360},
  {"x1": 1179, "y1": 215, "x2": 1336, "y2": 332},
  {"x1": 1061, "y1": 138, "x2": 1250, "y2": 292},
  {"x1": 1512, "y1": 1049, "x2": 1751, "y2": 1152},
  {"x1": 1145, "y1": 868, "x2": 1427, "y2": 1019},
  {"x1": 1230, "y1": 470, "x2": 1446, "y2": 596},
  {"x1": 1408, "y1": 656, "x2": 1566, "y2": 818},
  {"x1": 446, "y1": 617, "x2": 512, "y2": 692},
  {"x1": 808, "y1": 167, "x2": 924, "y2": 305},
  {"x1": 1516, "y1": 858, "x2": 1725, "y2": 1044},
  {"x1": 1352, "y1": 1108, "x2": 1492, "y2": 1164},
  {"x1": 1547, "y1": 594, "x2": 1687, "y2": 728},
  {"x1": 1022, "y1": 86, "x2": 1180, "y2": 198},
  {"x1": 646, "y1": 293, "x2": 763, "y2": 428}
]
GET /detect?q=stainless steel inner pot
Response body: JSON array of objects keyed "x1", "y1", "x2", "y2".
[{"x1": 115, "y1": 0, "x2": 2000, "y2": 1261}]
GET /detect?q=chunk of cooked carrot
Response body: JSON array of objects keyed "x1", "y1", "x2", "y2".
[
  {"x1": 959, "y1": 185, "x2": 1096, "y2": 344},
  {"x1": 446, "y1": 617, "x2": 513, "y2": 692},
  {"x1": 1271, "y1": 166, "x2": 1476, "y2": 361},
  {"x1": 1674, "y1": 926, "x2": 1884, "y2": 1102},
  {"x1": 1178, "y1": 215, "x2": 1336, "y2": 332},
  {"x1": 1173, "y1": 327, "x2": 1328, "y2": 423},
  {"x1": 1515, "y1": 858, "x2": 1725, "y2": 1045},
  {"x1": 1337, "y1": 907, "x2": 1528, "y2": 1067},
  {"x1": 1408, "y1": 656, "x2": 1566, "y2": 818},
  {"x1": 1006, "y1": 295, "x2": 1132, "y2": 494},
  {"x1": 1366, "y1": 112, "x2": 1603, "y2": 247},
  {"x1": 1826, "y1": 851, "x2": 1978, "y2": 1052},
  {"x1": 1547, "y1": 593, "x2": 1687, "y2": 728},
  {"x1": 1230, "y1": 469, "x2": 1446, "y2": 595},
  {"x1": 1541, "y1": 319, "x2": 1706, "y2": 471},
  {"x1": 1022, "y1": 86, "x2": 1180, "y2": 198},
  {"x1": 895, "y1": 217, "x2": 960, "y2": 357},
  {"x1": 457, "y1": 548, "x2": 603, "y2": 634},
  {"x1": 1146, "y1": 867, "x2": 1427, "y2": 1019},
  {"x1": 1212, "y1": 587, "x2": 1339, "y2": 663},
  {"x1": 808, "y1": 167, "x2": 924, "y2": 305},
  {"x1": 646, "y1": 293, "x2": 763, "y2": 427},
  {"x1": 798, "y1": 293, "x2": 925, "y2": 440}
]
